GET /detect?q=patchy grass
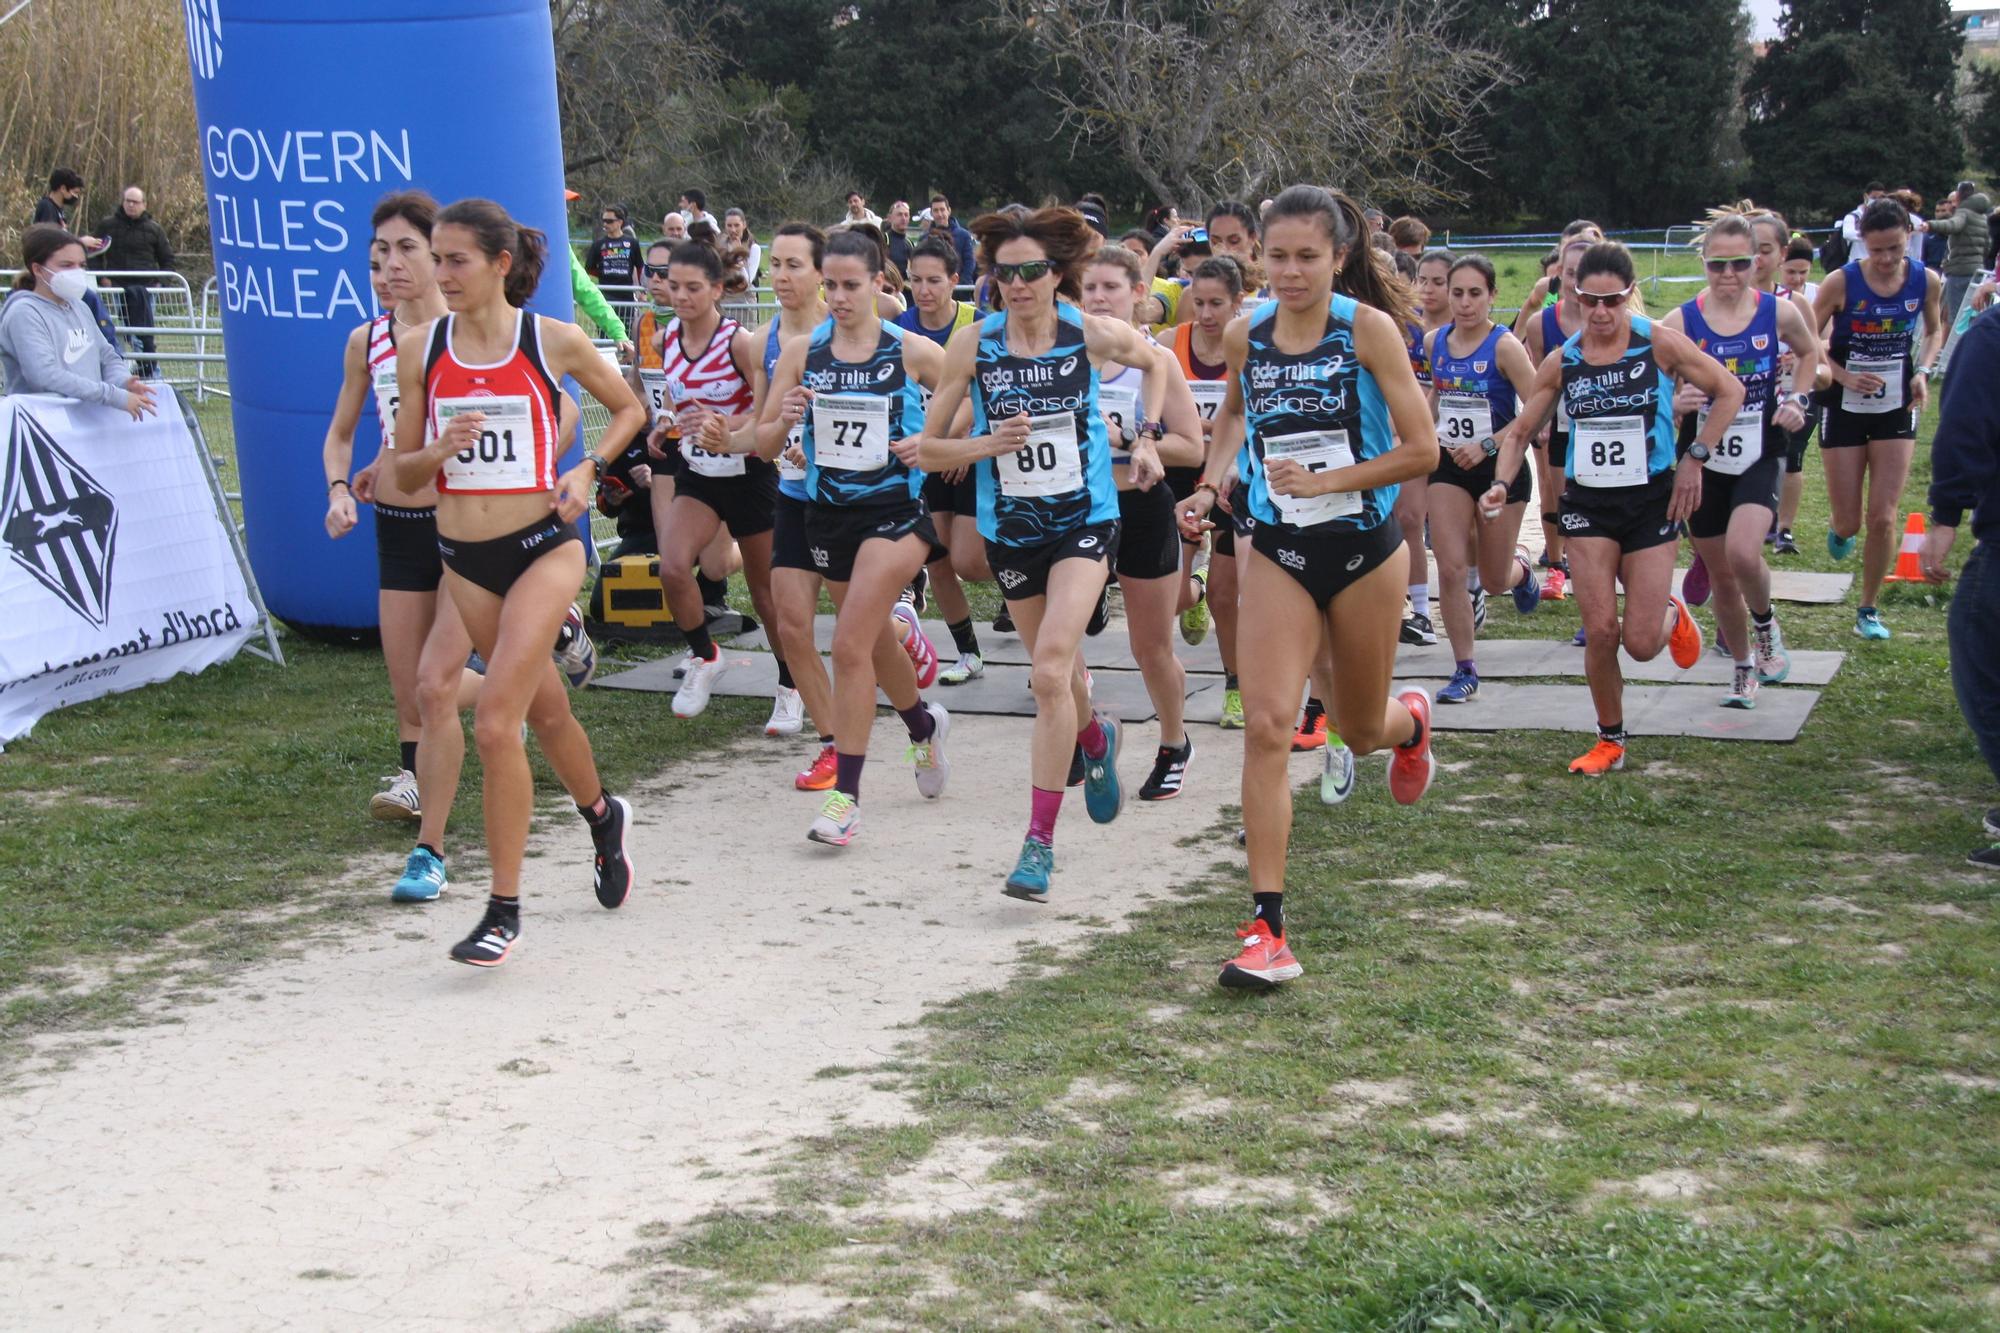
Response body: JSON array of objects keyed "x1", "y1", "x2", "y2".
[{"x1": 587, "y1": 393, "x2": 2000, "y2": 1325}]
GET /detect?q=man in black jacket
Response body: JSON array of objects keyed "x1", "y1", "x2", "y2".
[
  {"x1": 93, "y1": 186, "x2": 176, "y2": 376},
  {"x1": 1925, "y1": 309, "x2": 2000, "y2": 871}
]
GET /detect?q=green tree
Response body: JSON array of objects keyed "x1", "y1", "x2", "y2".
[
  {"x1": 1743, "y1": 0, "x2": 1965, "y2": 223},
  {"x1": 1963, "y1": 63, "x2": 2000, "y2": 177},
  {"x1": 1460, "y1": 0, "x2": 1749, "y2": 227}
]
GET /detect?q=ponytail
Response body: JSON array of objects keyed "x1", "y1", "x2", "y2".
[
  {"x1": 1328, "y1": 192, "x2": 1412, "y2": 319},
  {"x1": 436, "y1": 198, "x2": 548, "y2": 308}
]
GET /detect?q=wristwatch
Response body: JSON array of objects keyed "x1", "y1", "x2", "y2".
[
  {"x1": 1138, "y1": 420, "x2": 1166, "y2": 442},
  {"x1": 1480, "y1": 435, "x2": 1499, "y2": 459},
  {"x1": 1686, "y1": 442, "x2": 1712, "y2": 464},
  {"x1": 1790, "y1": 392, "x2": 1812, "y2": 412}
]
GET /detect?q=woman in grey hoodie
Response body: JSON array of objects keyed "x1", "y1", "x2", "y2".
[{"x1": 0, "y1": 224, "x2": 154, "y2": 418}]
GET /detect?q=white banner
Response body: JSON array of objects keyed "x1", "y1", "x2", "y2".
[{"x1": 0, "y1": 387, "x2": 254, "y2": 744}]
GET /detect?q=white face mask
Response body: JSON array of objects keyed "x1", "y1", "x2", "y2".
[{"x1": 44, "y1": 267, "x2": 92, "y2": 304}]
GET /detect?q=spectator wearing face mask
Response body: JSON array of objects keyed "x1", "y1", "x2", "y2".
[{"x1": 0, "y1": 225, "x2": 154, "y2": 418}]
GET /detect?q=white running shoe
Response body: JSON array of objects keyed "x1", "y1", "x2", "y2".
[
  {"x1": 909, "y1": 701, "x2": 951, "y2": 799},
  {"x1": 1320, "y1": 745, "x2": 1355, "y2": 806},
  {"x1": 369, "y1": 769, "x2": 421, "y2": 822},
  {"x1": 552, "y1": 604, "x2": 597, "y2": 689},
  {"x1": 673, "y1": 651, "x2": 727, "y2": 718},
  {"x1": 939, "y1": 651, "x2": 984, "y2": 685},
  {"x1": 765, "y1": 686, "x2": 805, "y2": 736}
]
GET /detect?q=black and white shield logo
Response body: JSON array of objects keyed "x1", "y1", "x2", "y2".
[{"x1": 3, "y1": 407, "x2": 118, "y2": 627}]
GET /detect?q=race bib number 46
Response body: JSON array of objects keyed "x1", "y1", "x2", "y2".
[{"x1": 1697, "y1": 404, "x2": 1763, "y2": 476}]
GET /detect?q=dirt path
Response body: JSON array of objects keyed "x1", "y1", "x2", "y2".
[{"x1": 1, "y1": 711, "x2": 1274, "y2": 1329}]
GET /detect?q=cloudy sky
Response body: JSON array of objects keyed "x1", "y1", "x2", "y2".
[{"x1": 1747, "y1": 0, "x2": 1981, "y2": 41}]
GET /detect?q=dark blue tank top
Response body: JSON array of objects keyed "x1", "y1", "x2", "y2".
[
  {"x1": 1427, "y1": 323, "x2": 1517, "y2": 435},
  {"x1": 1680, "y1": 290, "x2": 1781, "y2": 415}
]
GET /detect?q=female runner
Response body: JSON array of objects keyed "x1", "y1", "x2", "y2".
[
  {"x1": 1520, "y1": 236, "x2": 1594, "y2": 602},
  {"x1": 390, "y1": 198, "x2": 642, "y2": 966},
  {"x1": 1485, "y1": 241, "x2": 1739, "y2": 776},
  {"x1": 647, "y1": 241, "x2": 784, "y2": 715},
  {"x1": 1662, "y1": 214, "x2": 1818, "y2": 704},
  {"x1": 1811, "y1": 198, "x2": 1942, "y2": 640},
  {"x1": 1426, "y1": 253, "x2": 1543, "y2": 704},
  {"x1": 918, "y1": 206, "x2": 1176, "y2": 901},
  {"x1": 1081, "y1": 245, "x2": 1205, "y2": 799},
  {"x1": 1393, "y1": 246, "x2": 1456, "y2": 648},
  {"x1": 762, "y1": 230, "x2": 953, "y2": 847},
  {"x1": 1177, "y1": 185, "x2": 1441, "y2": 990},
  {"x1": 752, "y1": 222, "x2": 842, "y2": 788},
  {"x1": 1171, "y1": 257, "x2": 1250, "y2": 721},
  {"x1": 1773, "y1": 233, "x2": 1824, "y2": 554},
  {"x1": 323, "y1": 192, "x2": 454, "y2": 824}
]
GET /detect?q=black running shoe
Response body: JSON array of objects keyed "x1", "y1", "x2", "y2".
[
  {"x1": 1139, "y1": 738, "x2": 1192, "y2": 801},
  {"x1": 902, "y1": 565, "x2": 930, "y2": 613},
  {"x1": 1773, "y1": 528, "x2": 1799, "y2": 555},
  {"x1": 450, "y1": 902, "x2": 519, "y2": 967},
  {"x1": 589, "y1": 794, "x2": 635, "y2": 909},
  {"x1": 993, "y1": 606, "x2": 1015, "y2": 634},
  {"x1": 1067, "y1": 741, "x2": 1086, "y2": 788},
  {"x1": 1086, "y1": 583, "x2": 1111, "y2": 636}
]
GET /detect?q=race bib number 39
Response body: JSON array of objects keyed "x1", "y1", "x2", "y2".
[
  {"x1": 1437, "y1": 392, "x2": 1493, "y2": 447},
  {"x1": 1262, "y1": 429, "x2": 1360, "y2": 526},
  {"x1": 810, "y1": 392, "x2": 892, "y2": 472},
  {"x1": 1569, "y1": 415, "x2": 1649, "y2": 488},
  {"x1": 1000, "y1": 412, "x2": 1084, "y2": 498},
  {"x1": 1842, "y1": 356, "x2": 1904, "y2": 414},
  {"x1": 435, "y1": 396, "x2": 537, "y2": 491}
]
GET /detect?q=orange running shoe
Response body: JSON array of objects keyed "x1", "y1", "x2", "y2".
[
  {"x1": 1218, "y1": 920, "x2": 1303, "y2": 989},
  {"x1": 1667, "y1": 594, "x2": 1704, "y2": 670},
  {"x1": 1291, "y1": 712, "x2": 1328, "y2": 751},
  {"x1": 1543, "y1": 565, "x2": 1568, "y2": 601},
  {"x1": 796, "y1": 742, "x2": 837, "y2": 791},
  {"x1": 1568, "y1": 738, "x2": 1627, "y2": 776},
  {"x1": 1387, "y1": 689, "x2": 1437, "y2": 805}
]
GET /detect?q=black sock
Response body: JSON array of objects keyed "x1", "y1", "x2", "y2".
[
  {"x1": 1253, "y1": 893, "x2": 1284, "y2": 938},
  {"x1": 400, "y1": 739, "x2": 417, "y2": 773},
  {"x1": 685, "y1": 624, "x2": 716, "y2": 660},
  {"x1": 490, "y1": 893, "x2": 520, "y2": 922},
  {"x1": 818, "y1": 733, "x2": 834, "y2": 746},
  {"x1": 1225, "y1": 672, "x2": 1239, "y2": 691},
  {"x1": 1599, "y1": 720, "x2": 1627, "y2": 746},
  {"x1": 1301, "y1": 696, "x2": 1325, "y2": 729},
  {"x1": 418, "y1": 842, "x2": 442, "y2": 863},
  {"x1": 777, "y1": 657, "x2": 795, "y2": 690},
  {"x1": 948, "y1": 617, "x2": 979, "y2": 657},
  {"x1": 697, "y1": 573, "x2": 727, "y2": 608},
  {"x1": 1400, "y1": 704, "x2": 1425, "y2": 750},
  {"x1": 577, "y1": 790, "x2": 613, "y2": 827},
  {"x1": 1750, "y1": 606, "x2": 1774, "y2": 628}
]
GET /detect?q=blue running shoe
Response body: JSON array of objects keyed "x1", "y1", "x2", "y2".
[
  {"x1": 1435, "y1": 667, "x2": 1480, "y2": 705},
  {"x1": 1827, "y1": 529, "x2": 1857, "y2": 561},
  {"x1": 392, "y1": 845, "x2": 448, "y2": 903},
  {"x1": 1510, "y1": 548, "x2": 1541, "y2": 615},
  {"x1": 1003, "y1": 838, "x2": 1054, "y2": 902},
  {"x1": 1571, "y1": 625, "x2": 1587, "y2": 647},
  {"x1": 1854, "y1": 607, "x2": 1891, "y2": 641},
  {"x1": 1083, "y1": 711, "x2": 1124, "y2": 824}
]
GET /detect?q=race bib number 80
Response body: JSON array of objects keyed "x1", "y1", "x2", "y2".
[{"x1": 1000, "y1": 412, "x2": 1084, "y2": 498}]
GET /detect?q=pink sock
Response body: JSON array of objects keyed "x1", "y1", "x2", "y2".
[
  {"x1": 1077, "y1": 714, "x2": 1107, "y2": 760},
  {"x1": 1029, "y1": 786, "x2": 1063, "y2": 846}
]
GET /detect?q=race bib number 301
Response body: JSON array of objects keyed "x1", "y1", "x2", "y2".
[{"x1": 435, "y1": 396, "x2": 537, "y2": 491}]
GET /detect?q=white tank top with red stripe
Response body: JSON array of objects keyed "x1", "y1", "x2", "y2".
[
  {"x1": 366, "y1": 314, "x2": 400, "y2": 438},
  {"x1": 423, "y1": 310, "x2": 562, "y2": 495},
  {"x1": 661, "y1": 315, "x2": 752, "y2": 477}
]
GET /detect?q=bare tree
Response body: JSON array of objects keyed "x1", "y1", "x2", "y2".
[{"x1": 996, "y1": 0, "x2": 1510, "y2": 212}]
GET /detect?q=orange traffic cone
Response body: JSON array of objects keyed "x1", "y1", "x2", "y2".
[{"x1": 1884, "y1": 512, "x2": 1939, "y2": 584}]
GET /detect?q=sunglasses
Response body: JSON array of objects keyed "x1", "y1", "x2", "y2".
[
  {"x1": 644, "y1": 264, "x2": 673, "y2": 278},
  {"x1": 1703, "y1": 256, "x2": 1754, "y2": 273},
  {"x1": 992, "y1": 260, "x2": 1055, "y2": 284},
  {"x1": 1575, "y1": 286, "x2": 1632, "y2": 309},
  {"x1": 601, "y1": 217, "x2": 621, "y2": 225}
]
